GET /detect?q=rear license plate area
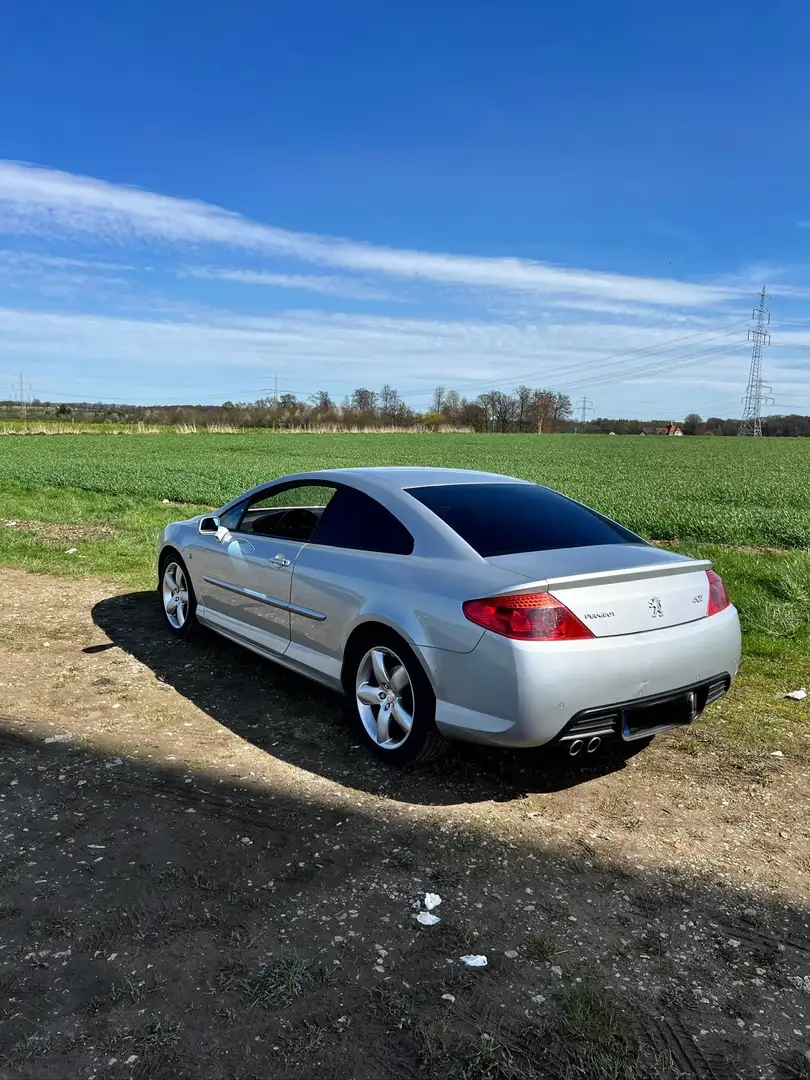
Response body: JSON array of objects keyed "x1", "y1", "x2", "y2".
[{"x1": 621, "y1": 691, "x2": 698, "y2": 740}]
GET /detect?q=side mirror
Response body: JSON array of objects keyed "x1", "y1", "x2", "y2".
[{"x1": 198, "y1": 515, "x2": 220, "y2": 535}]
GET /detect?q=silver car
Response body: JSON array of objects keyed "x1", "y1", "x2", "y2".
[{"x1": 157, "y1": 467, "x2": 742, "y2": 766}]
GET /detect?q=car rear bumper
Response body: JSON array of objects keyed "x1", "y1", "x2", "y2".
[{"x1": 427, "y1": 605, "x2": 742, "y2": 748}]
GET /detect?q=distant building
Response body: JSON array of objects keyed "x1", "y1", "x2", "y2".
[{"x1": 642, "y1": 422, "x2": 684, "y2": 436}]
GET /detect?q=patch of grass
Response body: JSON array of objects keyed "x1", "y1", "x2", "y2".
[
  {"x1": 550, "y1": 986, "x2": 631, "y2": 1047},
  {"x1": 416, "y1": 1015, "x2": 455, "y2": 1075},
  {"x1": 458, "y1": 1035, "x2": 527, "y2": 1080},
  {"x1": 370, "y1": 985, "x2": 414, "y2": 1028},
  {"x1": 546, "y1": 987, "x2": 681, "y2": 1080},
  {"x1": 131, "y1": 1019, "x2": 181, "y2": 1057},
  {"x1": 279, "y1": 1024, "x2": 326, "y2": 1067},
  {"x1": 0, "y1": 483, "x2": 210, "y2": 588},
  {"x1": 238, "y1": 955, "x2": 326, "y2": 1010},
  {"x1": 215, "y1": 961, "x2": 250, "y2": 993},
  {"x1": 525, "y1": 934, "x2": 558, "y2": 962},
  {"x1": 437, "y1": 918, "x2": 479, "y2": 951},
  {"x1": 389, "y1": 848, "x2": 419, "y2": 870},
  {"x1": 111, "y1": 974, "x2": 169, "y2": 1007}
]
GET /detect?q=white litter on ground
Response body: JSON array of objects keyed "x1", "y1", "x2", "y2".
[
  {"x1": 785, "y1": 688, "x2": 807, "y2": 700},
  {"x1": 416, "y1": 912, "x2": 441, "y2": 926},
  {"x1": 44, "y1": 733, "x2": 73, "y2": 744},
  {"x1": 64, "y1": 548, "x2": 77, "y2": 555},
  {"x1": 460, "y1": 954, "x2": 487, "y2": 968},
  {"x1": 424, "y1": 892, "x2": 442, "y2": 911},
  {"x1": 770, "y1": 751, "x2": 785, "y2": 758}
]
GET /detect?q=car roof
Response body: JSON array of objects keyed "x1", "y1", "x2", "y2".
[{"x1": 315, "y1": 467, "x2": 530, "y2": 489}]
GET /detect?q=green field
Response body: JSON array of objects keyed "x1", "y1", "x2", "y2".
[
  {"x1": 1, "y1": 430, "x2": 808, "y2": 756},
  {"x1": 3, "y1": 430, "x2": 810, "y2": 546}
]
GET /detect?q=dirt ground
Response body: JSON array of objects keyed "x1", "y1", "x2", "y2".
[{"x1": 0, "y1": 567, "x2": 808, "y2": 1080}]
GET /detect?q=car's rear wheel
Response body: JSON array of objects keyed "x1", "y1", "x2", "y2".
[
  {"x1": 347, "y1": 630, "x2": 446, "y2": 766},
  {"x1": 160, "y1": 554, "x2": 199, "y2": 638}
]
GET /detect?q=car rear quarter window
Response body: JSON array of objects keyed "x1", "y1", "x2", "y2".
[
  {"x1": 311, "y1": 487, "x2": 414, "y2": 555},
  {"x1": 407, "y1": 483, "x2": 641, "y2": 557}
]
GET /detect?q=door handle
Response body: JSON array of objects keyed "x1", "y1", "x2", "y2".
[{"x1": 270, "y1": 554, "x2": 291, "y2": 568}]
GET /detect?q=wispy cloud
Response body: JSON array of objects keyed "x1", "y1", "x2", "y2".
[
  {"x1": 0, "y1": 303, "x2": 757, "y2": 403},
  {"x1": 0, "y1": 160, "x2": 745, "y2": 309},
  {"x1": 181, "y1": 266, "x2": 399, "y2": 301}
]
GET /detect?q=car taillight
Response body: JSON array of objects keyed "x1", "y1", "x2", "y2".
[
  {"x1": 706, "y1": 570, "x2": 730, "y2": 616},
  {"x1": 462, "y1": 592, "x2": 594, "y2": 641}
]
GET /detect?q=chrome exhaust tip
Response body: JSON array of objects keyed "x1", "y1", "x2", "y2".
[
  {"x1": 586, "y1": 736, "x2": 602, "y2": 754},
  {"x1": 568, "y1": 739, "x2": 584, "y2": 757}
]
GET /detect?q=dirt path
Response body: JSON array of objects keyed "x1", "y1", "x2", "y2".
[{"x1": 1, "y1": 568, "x2": 808, "y2": 1079}]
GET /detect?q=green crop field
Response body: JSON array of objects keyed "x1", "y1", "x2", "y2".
[
  {"x1": 3, "y1": 430, "x2": 810, "y2": 547},
  {"x1": 1, "y1": 429, "x2": 809, "y2": 756}
]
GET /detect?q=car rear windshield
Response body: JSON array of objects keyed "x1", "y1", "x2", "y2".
[{"x1": 407, "y1": 483, "x2": 641, "y2": 557}]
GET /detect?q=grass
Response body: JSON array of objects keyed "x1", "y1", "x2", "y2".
[
  {"x1": 525, "y1": 934, "x2": 558, "y2": 962},
  {"x1": 436, "y1": 918, "x2": 479, "y2": 951},
  {"x1": 235, "y1": 954, "x2": 326, "y2": 1009},
  {"x1": 547, "y1": 986, "x2": 679, "y2": 1080},
  {"x1": 2, "y1": 430, "x2": 810, "y2": 547}
]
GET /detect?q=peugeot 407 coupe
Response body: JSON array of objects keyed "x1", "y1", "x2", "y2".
[{"x1": 157, "y1": 467, "x2": 742, "y2": 766}]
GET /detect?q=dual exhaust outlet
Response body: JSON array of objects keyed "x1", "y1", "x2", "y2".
[{"x1": 568, "y1": 736, "x2": 601, "y2": 757}]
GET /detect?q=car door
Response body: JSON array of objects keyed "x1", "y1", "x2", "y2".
[
  {"x1": 193, "y1": 482, "x2": 336, "y2": 656},
  {"x1": 287, "y1": 486, "x2": 415, "y2": 681}
]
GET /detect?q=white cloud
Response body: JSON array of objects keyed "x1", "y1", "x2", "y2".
[
  {"x1": 181, "y1": 266, "x2": 399, "y2": 301},
  {"x1": 0, "y1": 304, "x2": 792, "y2": 411},
  {"x1": 0, "y1": 160, "x2": 745, "y2": 308}
]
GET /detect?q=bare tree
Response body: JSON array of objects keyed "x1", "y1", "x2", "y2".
[
  {"x1": 551, "y1": 393, "x2": 572, "y2": 431},
  {"x1": 515, "y1": 385, "x2": 533, "y2": 432},
  {"x1": 432, "y1": 385, "x2": 447, "y2": 414},
  {"x1": 350, "y1": 388, "x2": 378, "y2": 415},
  {"x1": 490, "y1": 390, "x2": 518, "y2": 433},
  {"x1": 310, "y1": 390, "x2": 334, "y2": 412},
  {"x1": 529, "y1": 389, "x2": 555, "y2": 433},
  {"x1": 443, "y1": 388, "x2": 462, "y2": 424},
  {"x1": 378, "y1": 384, "x2": 403, "y2": 424}
]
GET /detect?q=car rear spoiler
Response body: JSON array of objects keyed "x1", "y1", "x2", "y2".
[{"x1": 497, "y1": 558, "x2": 713, "y2": 595}]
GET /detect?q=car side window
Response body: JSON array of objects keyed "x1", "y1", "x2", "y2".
[
  {"x1": 219, "y1": 500, "x2": 247, "y2": 533},
  {"x1": 310, "y1": 487, "x2": 414, "y2": 555},
  {"x1": 232, "y1": 484, "x2": 336, "y2": 541}
]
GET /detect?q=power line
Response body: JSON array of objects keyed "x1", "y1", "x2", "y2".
[
  {"x1": 412, "y1": 320, "x2": 748, "y2": 398},
  {"x1": 553, "y1": 341, "x2": 747, "y2": 396},
  {"x1": 739, "y1": 288, "x2": 773, "y2": 437}
]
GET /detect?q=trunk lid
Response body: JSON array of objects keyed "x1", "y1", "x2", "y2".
[{"x1": 487, "y1": 544, "x2": 712, "y2": 637}]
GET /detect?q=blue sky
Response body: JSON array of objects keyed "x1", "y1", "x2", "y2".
[{"x1": 1, "y1": 0, "x2": 810, "y2": 418}]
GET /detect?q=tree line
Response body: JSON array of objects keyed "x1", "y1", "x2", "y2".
[
  {"x1": 2, "y1": 390, "x2": 809, "y2": 436},
  {"x1": 0, "y1": 384, "x2": 575, "y2": 432}
]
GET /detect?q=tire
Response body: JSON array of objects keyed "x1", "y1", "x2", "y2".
[
  {"x1": 345, "y1": 628, "x2": 446, "y2": 766},
  {"x1": 159, "y1": 553, "x2": 199, "y2": 639}
]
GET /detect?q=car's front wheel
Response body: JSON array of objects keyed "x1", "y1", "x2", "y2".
[
  {"x1": 160, "y1": 554, "x2": 199, "y2": 638},
  {"x1": 348, "y1": 630, "x2": 446, "y2": 766}
]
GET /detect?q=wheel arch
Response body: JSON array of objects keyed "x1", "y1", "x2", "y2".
[
  {"x1": 157, "y1": 544, "x2": 183, "y2": 587},
  {"x1": 340, "y1": 618, "x2": 438, "y2": 697}
]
